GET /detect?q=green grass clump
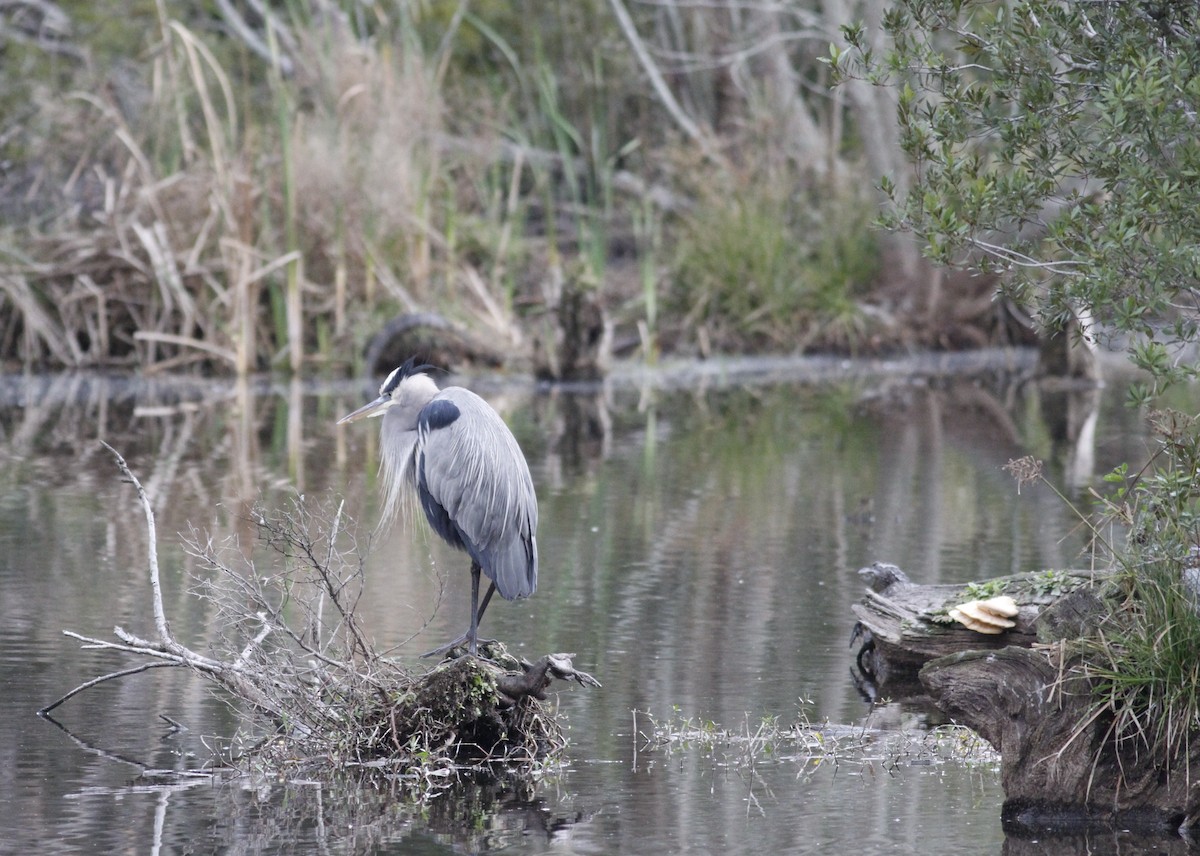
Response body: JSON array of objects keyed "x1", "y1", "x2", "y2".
[
  {"x1": 1084, "y1": 567, "x2": 1200, "y2": 764},
  {"x1": 669, "y1": 175, "x2": 879, "y2": 353},
  {"x1": 1077, "y1": 411, "x2": 1200, "y2": 765}
]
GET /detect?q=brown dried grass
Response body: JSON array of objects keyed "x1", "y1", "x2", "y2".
[{"x1": 0, "y1": 8, "x2": 520, "y2": 374}]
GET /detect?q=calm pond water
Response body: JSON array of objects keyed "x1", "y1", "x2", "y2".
[{"x1": 1, "y1": 353, "x2": 1196, "y2": 854}]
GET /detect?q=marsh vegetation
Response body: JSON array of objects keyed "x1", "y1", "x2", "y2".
[{"x1": 1, "y1": 0, "x2": 999, "y2": 374}]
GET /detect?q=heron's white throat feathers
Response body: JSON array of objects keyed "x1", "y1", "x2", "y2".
[{"x1": 373, "y1": 372, "x2": 440, "y2": 530}]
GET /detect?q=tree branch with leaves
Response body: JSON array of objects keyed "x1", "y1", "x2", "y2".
[{"x1": 830, "y1": 0, "x2": 1200, "y2": 399}]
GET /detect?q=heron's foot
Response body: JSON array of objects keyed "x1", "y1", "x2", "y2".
[{"x1": 420, "y1": 633, "x2": 497, "y2": 659}]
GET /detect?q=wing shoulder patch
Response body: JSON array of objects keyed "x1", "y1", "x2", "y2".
[{"x1": 418, "y1": 398, "x2": 461, "y2": 433}]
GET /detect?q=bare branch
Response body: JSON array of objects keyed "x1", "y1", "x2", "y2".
[
  {"x1": 969, "y1": 239, "x2": 1085, "y2": 272},
  {"x1": 38, "y1": 660, "x2": 181, "y2": 715},
  {"x1": 100, "y1": 442, "x2": 175, "y2": 652},
  {"x1": 606, "y1": 0, "x2": 719, "y2": 159},
  {"x1": 231, "y1": 613, "x2": 273, "y2": 672}
]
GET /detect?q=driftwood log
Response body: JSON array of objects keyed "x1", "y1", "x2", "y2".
[
  {"x1": 853, "y1": 562, "x2": 1200, "y2": 833},
  {"x1": 363, "y1": 312, "x2": 506, "y2": 376}
]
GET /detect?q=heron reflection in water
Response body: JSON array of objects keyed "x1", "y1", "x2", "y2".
[{"x1": 338, "y1": 359, "x2": 538, "y2": 657}]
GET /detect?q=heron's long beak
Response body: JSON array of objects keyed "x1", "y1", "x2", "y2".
[{"x1": 337, "y1": 394, "x2": 391, "y2": 425}]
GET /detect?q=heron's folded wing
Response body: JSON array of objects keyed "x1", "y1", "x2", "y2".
[{"x1": 417, "y1": 389, "x2": 538, "y2": 599}]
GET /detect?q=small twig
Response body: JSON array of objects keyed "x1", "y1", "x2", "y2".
[
  {"x1": 39, "y1": 661, "x2": 182, "y2": 715},
  {"x1": 67, "y1": 629, "x2": 179, "y2": 660},
  {"x1": 231, "y1": 613, "x2": 272, "y2": 671},
  {"x1": 110, "y1": 627, "x2": 224, "y2": 672},
  {"x1": 297, "y1": 510, "x2": 372, "y2": 661},
  {"x1": 313, "y1": 499, "x2": 346, "y2": 654},
  {"x1": 158, "y1": 713, "x2": 187, "y2": 734}
]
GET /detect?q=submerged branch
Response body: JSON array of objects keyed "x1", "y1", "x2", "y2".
[{"x1": 38, "y1": 660, "x2": 181, "y2": 716}]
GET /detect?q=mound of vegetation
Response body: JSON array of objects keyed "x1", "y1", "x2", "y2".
[{"x1": 40, "y1": 446, "x2": 598, "y2": 783}]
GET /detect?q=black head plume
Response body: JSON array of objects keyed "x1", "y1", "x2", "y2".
[{"x1": 381, "y1": 357, "x2": 439, "y2": 395}]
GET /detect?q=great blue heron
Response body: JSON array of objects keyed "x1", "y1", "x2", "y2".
[{"x1": 338, "y1": 359, "x2": 538, "y2": 657}]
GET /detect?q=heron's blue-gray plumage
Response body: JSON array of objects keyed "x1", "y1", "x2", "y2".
[{"x1": 379, "y1": 376, "x2": 538, "y2": 602}]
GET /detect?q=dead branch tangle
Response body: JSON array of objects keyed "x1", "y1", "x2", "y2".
[{"x1": 42, "y1": 443, "x2": 599, "y2": 783}]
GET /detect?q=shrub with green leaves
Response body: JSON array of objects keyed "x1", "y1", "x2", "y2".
[
  {"x1": 831, "y1": 1, "x2": 1200, "y2": 400},
  {"x1": 832, "y1": 1, "x2": 1200, "y2": 766}
]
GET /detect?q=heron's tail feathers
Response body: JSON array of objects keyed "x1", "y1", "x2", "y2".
[{"x1": 482, "y1": 528, "x2": 537, "y2": 601}]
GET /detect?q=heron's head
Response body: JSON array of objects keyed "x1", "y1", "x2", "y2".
[{"x1": 337, "y1": 358, "x2": 440, "y2": 425}]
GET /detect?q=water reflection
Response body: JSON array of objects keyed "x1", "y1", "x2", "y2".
[
  {"x1": 1005, "y1": 830, "x2": 1200, "y2": 856},
  {"x1": 74, "y1": 771, "x2": 586, "y2": 854},
  {"x1": 0, "y1": 357, "x2": 1190, "y2": 854}
]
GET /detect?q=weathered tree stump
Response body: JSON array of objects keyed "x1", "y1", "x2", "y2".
[
  {"x1": 923, "y1": 646, "x2": 1200, "y2": 832},
  {"x1": 853, "y1": 562, "x2": 1200, "y2": 833},
  {"x1": 531, "y1": 271, "x2": 611, "y2": 382}
]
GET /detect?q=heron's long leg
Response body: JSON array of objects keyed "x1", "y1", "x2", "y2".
[
  {"x1": 419, "y1": 574, "x2": 497, "y2": 659},
  {"x1": 467, "y1": 560, "x2": 482, "y2": 655},
  {"x1": 474, "y1": 581, "x2": 496, "y2": 626}
]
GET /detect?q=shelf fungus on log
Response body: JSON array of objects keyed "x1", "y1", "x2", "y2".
[
  {"x1": 948, "y1": 596, "x2": 1018, "y2": 633},
  {"x1": 851, "y1": 562, "x2": 1099, "y2": 694}
]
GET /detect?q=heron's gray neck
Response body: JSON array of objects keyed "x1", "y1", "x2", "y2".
[{"x1": 395, "y1": 374, "x2": 440, "y2": 421}]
